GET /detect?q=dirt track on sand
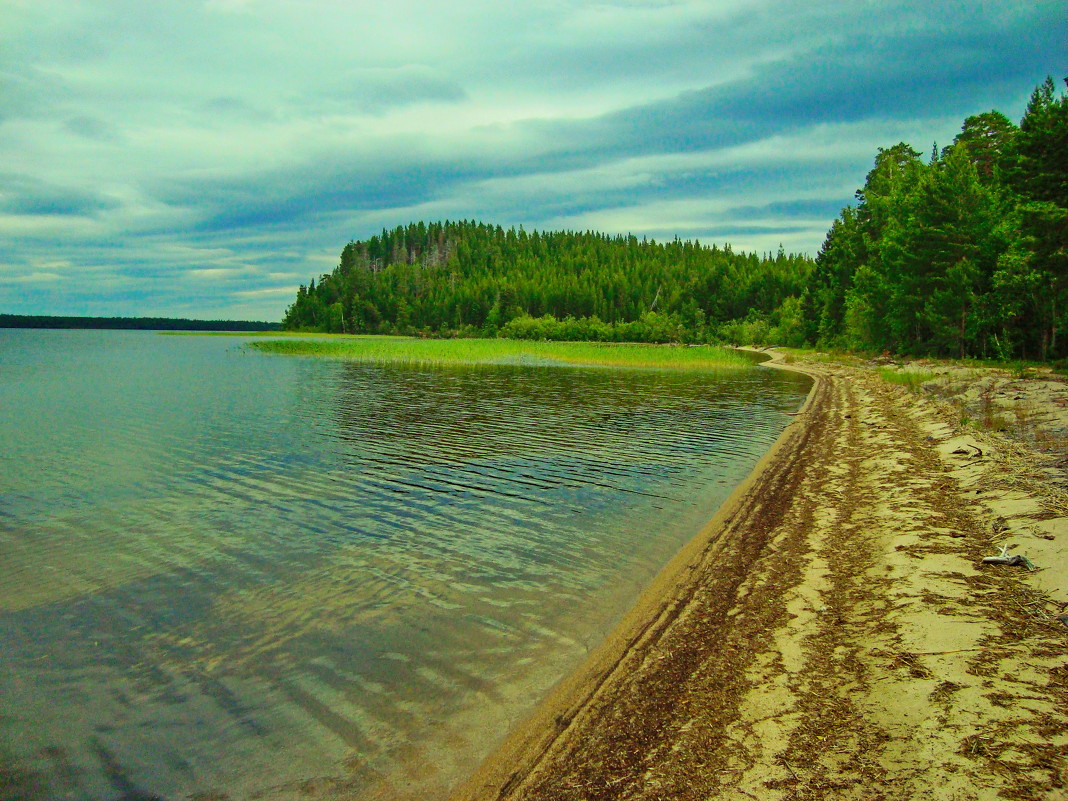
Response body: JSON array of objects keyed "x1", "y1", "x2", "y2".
[{"x1": 453, "y1": 357, "x2": 1068, "y2": 801}]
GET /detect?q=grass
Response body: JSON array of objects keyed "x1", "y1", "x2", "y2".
[
  {"x1": 776, "y1": 347, "x2": 868, "y2": 367},
  {"x1": 876, "y1": 367, "x2": 937, "y2": 393},
  {"x1": 247, "y1": 335, "x2": 755, "y2": 371}
]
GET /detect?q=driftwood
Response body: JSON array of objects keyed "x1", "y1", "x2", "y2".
[{"x1": 981, "y1": 545, "x2": 1035, "y2": 571}]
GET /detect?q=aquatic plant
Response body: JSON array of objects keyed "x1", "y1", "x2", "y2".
[{"x1": 248, "y1": 336, "x2": 753, "y2": 371}]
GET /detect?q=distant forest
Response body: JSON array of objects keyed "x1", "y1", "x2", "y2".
[
  {"x1": 0, "y1": 315, "x2": 280, "y2": 332},
  {"x1": 284, "y1": 76, "x2": 1067, "y2": 361}
]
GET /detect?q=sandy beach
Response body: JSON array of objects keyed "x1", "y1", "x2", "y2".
[{"x1": 452, "y1": 352, "x2": 1068, "y2": 801}]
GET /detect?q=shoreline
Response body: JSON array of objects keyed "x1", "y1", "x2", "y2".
[
  {"x1": 450, "y1": 350, "x2": 825, "y2": 799},
  {"x1": 452, "y1": 352, "x2": 1068, "y2": 800}
]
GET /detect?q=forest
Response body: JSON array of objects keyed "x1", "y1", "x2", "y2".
[
  {"x1": 284, "y1": 77, "x2": 1067, "y2": 361},
  {"x1": 283, "y1": 222, "x2": 812, "y2": 344}
]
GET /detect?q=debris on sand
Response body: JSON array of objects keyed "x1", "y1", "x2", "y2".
[{"x1": 981, "y1": 544, "x2": 1036, "y2": 571}]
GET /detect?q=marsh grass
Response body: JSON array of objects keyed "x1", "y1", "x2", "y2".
[
  {"x1": 957, "y1": 356, "x2": 1052, "y2": 378},
  {"x1": 877, "y1": 367, "x2": 937, "y2": 393},
  {"x1": 777, "y1": 347, "x2": 867, "y2": 366},
  {"x1": 978, "y1": 382, "x2": 1000, "y2": 429},
  {"x1": 248, "y1": 336, "x2": 753, "y2": 371}
]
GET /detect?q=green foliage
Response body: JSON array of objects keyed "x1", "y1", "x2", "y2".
[
  {"x1": 876, "y1": 367, "x2": 936, "y2": 393},
  {"x1": 250, "y1": 336, "x2": 752, "y2": 371},
  {"x1": 498, "y1": 311, "x2": 695, "y2": 343},
  {"x1": 948, "y1": 111, "x2": 1018, "y2": 184},
  {"x1": 1011, "y1": 77, "x2": 1068, "y2": 207},
  {"x1": 803, "y1": 76, "x2": 1068, "y2": 361},
  {"x1": 283, "y1": 221, "x2": 813, "y2": 342}
]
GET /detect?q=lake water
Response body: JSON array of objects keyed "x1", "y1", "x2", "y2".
[{"x1": 0, "y1": 330, "x2": 810, "y2": 801}]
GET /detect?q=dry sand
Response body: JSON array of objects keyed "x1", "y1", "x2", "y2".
[{"x1": 452, "y1": 352, "x2": 1068, "y2": 801}]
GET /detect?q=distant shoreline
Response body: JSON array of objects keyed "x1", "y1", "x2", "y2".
[{"x1": 0, "y1": 314, "x2": 280, "y2": 332}]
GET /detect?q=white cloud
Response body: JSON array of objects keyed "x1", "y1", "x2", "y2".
[
  {"x1": 234, "y1": 285, "x2": 300, "y2": 299},
  {"x1": 0, "y1": 0, "x2": 1059, "y2": 319},
  {"x1": 186, "y1": 268, "x2": 247, "y2": 280},
  {"x1": 0, "y1": 271, "x2": 64, "y2": 285}
]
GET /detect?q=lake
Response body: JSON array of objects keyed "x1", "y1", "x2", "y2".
[{"x1": 0, "y1": 329, "x2": 810, "y2": 800}]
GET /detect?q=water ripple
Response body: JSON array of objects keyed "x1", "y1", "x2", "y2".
[{"x1": 0, "y1": 330, "x2": 810, "y2": 801}]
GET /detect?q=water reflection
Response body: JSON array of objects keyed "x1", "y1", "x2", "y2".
[{"x1": 0, "y1": 331, "x2": 810, "y2": 800}]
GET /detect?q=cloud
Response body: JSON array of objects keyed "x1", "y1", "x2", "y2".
[
  {"x1": 63, "y1": 114, "x2": 124, "y2": 142},
  {"x1": 0, "y1": 271, "x2": 63, "y2": 285},
  {"x1": 726, "y1": 198, "x2": 853, "y2": 220},
  {"x1": 0, "y1": 0, "x2": 1063, "y2": 319},
  {"x1": 0, "y1": 173, "x2": 119, "y2": 217},
  {"x1": 327, "y1": 66, "x2": 468, "y2": 114},
  {"x1": 233, "y1": 286, "x2": 300, "y2": 299},
  {"x1": 187, "y1": 268, "x2": 248, "y2": 280}
]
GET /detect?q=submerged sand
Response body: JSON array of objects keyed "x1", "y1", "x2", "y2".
[{"x1": 453, "y1": 352, "x2": 1068, "y2": 801}]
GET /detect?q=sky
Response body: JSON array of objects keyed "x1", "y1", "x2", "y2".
[{"x1": 1, "y1": 1, "x2": 1064, "y2": 322}]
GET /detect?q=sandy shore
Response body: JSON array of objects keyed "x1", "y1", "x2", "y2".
[{"x1": 452, "y1": 353, "x2": 1068, "y2": 801}]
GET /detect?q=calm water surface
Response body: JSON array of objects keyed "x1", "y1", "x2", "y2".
[{"x1": 0, "y1": 330, "x2": 810, "y2": 800}]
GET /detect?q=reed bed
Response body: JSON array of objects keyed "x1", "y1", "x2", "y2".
[
  {"x1": 248, "y1": 336, "x2": 753, "y2": 371},
  {"x1": 877, "y1": 366, "x2": 937, "y2": 392}
]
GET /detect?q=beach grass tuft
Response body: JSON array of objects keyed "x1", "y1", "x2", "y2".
[
  {"x1": 877, "y1": 367, "x2": 937, "y2": 392},
  {"x1": 247, "y1": 336, "x2": 753, "y2": 371}
]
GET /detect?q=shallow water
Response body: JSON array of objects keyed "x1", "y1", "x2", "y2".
[{"x1": 0, "y1": 330, "x2": 810, "y2": 800}]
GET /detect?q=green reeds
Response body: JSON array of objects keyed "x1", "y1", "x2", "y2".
[
  {"x1": 876, "y1": 367, "x2": 936, "y2": 392},
  {"x1": 248, "y1": 336, "x2": 753, "y2": 371}
]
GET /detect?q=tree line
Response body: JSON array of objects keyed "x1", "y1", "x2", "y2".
[
  {"x1": 803, "y1": 76, "x2": 1067, "y2": 361},
  {"x1": 284, "y1": 76, "x2": 1066, "y2": 360},
  {"x1": 0, "y1": 314, "x2": 280, "y2": 331},
  {"x1": 283, "y1": 222, "x2": 813, "y2": 343}
]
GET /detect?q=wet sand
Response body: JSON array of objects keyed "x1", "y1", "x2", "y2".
[{"x1": 452, "y1": 353, "x2": 1068, "y2": 801}]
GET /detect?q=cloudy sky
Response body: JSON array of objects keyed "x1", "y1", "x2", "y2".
[{"x1": 1, "y1": 1, "x2": 1063, "y2": 321}]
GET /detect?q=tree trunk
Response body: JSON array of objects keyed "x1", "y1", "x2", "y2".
[
  {"x1": 1051, "y1": 294, "x2": 1057, "y2": 357},
  {"x1": 959, "y1": 307, "x2": 967, "y2": 360}
]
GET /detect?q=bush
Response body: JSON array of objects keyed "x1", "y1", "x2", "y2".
[{"x1": 498, "y1": 312, "x2": 704, "y2": 343}]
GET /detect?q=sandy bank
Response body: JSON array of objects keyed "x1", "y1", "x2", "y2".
[{"x1": 452, "y1": 353, "x2": 1068, "y2": 801}]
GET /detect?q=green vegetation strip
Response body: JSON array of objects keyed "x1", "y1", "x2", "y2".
[
  {"x1": 876, "y1": 367, "x2": 937, "y2": 392},
  {"x1": 248, "y1": 336, "x2": 753, "y2": 370}
]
